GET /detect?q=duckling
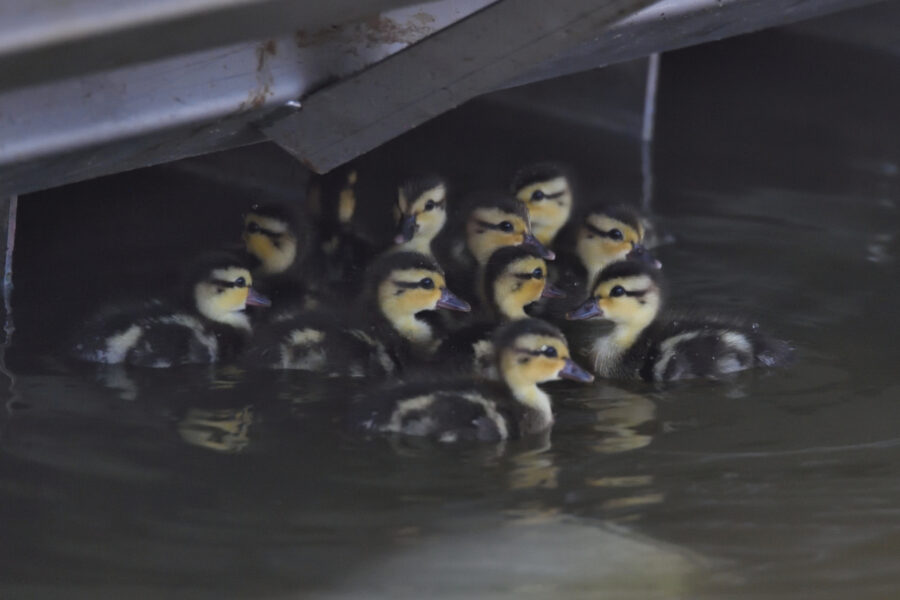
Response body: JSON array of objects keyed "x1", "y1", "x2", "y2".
[
  {"x1": 391, "y1": 174, "x2": 448, "y2": 256},
  {"x1": 242, "y1": 252, "x2": 470, "y2": 377},
  {"x1": 350, "y1": 318, "x2": 593, "y2": 442},
  {"x1": 565, "y1": 261, "x2": 792, "y2": 381},
  {"x1": 438, "y1": 190, "x2": 555, "y2": 297},
  {"x1": 542, "y1": 205, "x2": 661, "y2": 318},
  {"x1": 71, "y1": 253, "x2": 271, "y2": 367},
  {"x1": 436, "y1": 246, "x2": 565, "y2": 377},
  {"x1": 242, "y1": 202, "x2": 315, "y2": 307},
  {"x1": 510, "y1": 162, "x2": 574, "y2": 247}
]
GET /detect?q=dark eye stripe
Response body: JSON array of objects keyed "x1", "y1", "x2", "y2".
[
  {"x1": 248, "y1": 223, "x2": 282, "y2": 239},
  {"x1": 585, "y1": 223, "x2": 627, "y2": 239},
  {"x1": 210, "y1": 278, "x2": 247, "y2": 289},
  {"x1": 474, "y1": 219, "x2": 516, "y2": 231},
  {"x1": 393, "y1": 279, "x2": 437, "y2": 289}
]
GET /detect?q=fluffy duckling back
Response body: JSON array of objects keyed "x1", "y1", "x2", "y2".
[
  {"x1": 391, "y1": 174, "x2": 448, "y2": 257},
  {"x1": 566, "y1": 261, "x2": 792, "y2": 381},
  {"x1": 350, "y1": 318, "x2": 593, "y2": 442},
  {"x1": 71, "y1": 253, "x2": 270, "y2": 367},
  {"x1": 242, "y1": 252, "x2": 470, "y2": 376},
  {"x1": 511, "y1": 162, "x2": 574, "y2": 247}
]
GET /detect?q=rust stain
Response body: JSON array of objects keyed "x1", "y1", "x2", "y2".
[
  {"x1": 295, "y1": 11, "x2": 436, "y2": 50},
  {"x1": 240, "y1": 40, "x2": 277, "y2": 112},
  {"x1": 295, "y1": 24, "x2": 341, "y2": 48},
  {"x1": 363, "y1": 13, "x2": 436, "y2": 45}
]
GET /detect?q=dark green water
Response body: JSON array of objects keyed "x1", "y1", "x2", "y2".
[{"x1": 2, "y1": 30, "x2": 899, "y2": 599}]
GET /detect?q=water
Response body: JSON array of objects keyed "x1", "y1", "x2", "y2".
[{"x1": 2, "y1": 30, "x2": 900, "y2": 599}]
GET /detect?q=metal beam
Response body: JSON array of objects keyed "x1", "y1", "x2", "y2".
[
  {"x1": 265, "y1": 0, "x2": 882, "y2": 172},
  {"x1": 0, "y1": 0, "x2": 885, "y2": 198}
]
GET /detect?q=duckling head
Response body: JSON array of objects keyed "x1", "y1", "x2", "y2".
[
  {"x1": 484, "y1": 246, "x2": 564, "y2": 320},
  {"x1": 243, "y1": 203, "x2": 305, "y2": 276},
  {"x1": 464, "y1": 192, "x2": 555, "y2": 265},
  {"x1": 367, "y1": 252, "x2": 470, "y2": 345},
  {"x1": 567, "y1": 260, "x2": 662, "y2": 339},
  {"x1": 393, "y1": 175, "x2": 448, "y2": 251},
  {"x1": 191, "y1": 254, "x2": 271, "y2": 330},
  {"x1": 575, "y1": 205, "x2": 660, "y2": 284},
  {"x1": 511, "y1": 163, "x2": 573, "y2": 246},
  {"x1": 496, "y1": 318, "x2": 593, "y2": 404}
]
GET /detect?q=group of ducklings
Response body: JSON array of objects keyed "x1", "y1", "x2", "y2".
[{"x1": 70, "y1": 162, "x2": 792, "y2": 443}]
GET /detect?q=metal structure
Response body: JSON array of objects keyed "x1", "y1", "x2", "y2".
[{"x1": 0, "y1": 0, "x2": 885, "y2": 198}]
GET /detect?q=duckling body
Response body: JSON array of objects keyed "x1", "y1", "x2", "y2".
[
  {"x1": 71, "y1": 254, "x2": 269, "y2": 367},
  {"x1": 350, "y1": 319, "x2": 593, "y2": 442},
  {"x1": 567, "y1": 261, "x2": 792, "y2": 381},
  {"x1": 242, "y1": 252, "x2": 470, "y2": 377}
]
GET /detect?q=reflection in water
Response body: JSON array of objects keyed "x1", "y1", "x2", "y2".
[{"x1": 177, "y1": 405, "x2": 254, "y2": 454}]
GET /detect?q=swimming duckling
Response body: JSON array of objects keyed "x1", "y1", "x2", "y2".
[
  {"x1": 391, "y1": 174, "x2": 448, "y2": 256},
  {"x1": 511, "y1": 162, "x2": 574, "y2": 247},
  {"x1": 436, "y1": 246, "x2": 565, "y2": 377},
  {"x1": 71, "y1": 253, "x2": 270, "y2": 367},
  {"x1": 350, "y1": 318, "x2": 593, "y2": 442},
  {"x1": 566, "y1": 261, "x2": 792, "y2": 381},
  {"x1": 242, "y1": 202, "x2": 315, "y2": 306},
  {"x1": 542, "y1": 204, "x2": 661, "y2": 318},
  {"x1": 242, "y1": 252, "x2": 470, "y2": 376},
  {"x1": 438, "y1": 190, "x2": 555, "y2": 296}
]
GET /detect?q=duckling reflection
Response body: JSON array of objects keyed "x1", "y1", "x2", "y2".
[
  {"x1": 590, "y1": 390, "x2": 657, "y2": 454},
  {"x1": 177, "y1": 405, "x2": 254, "y2": 454}
]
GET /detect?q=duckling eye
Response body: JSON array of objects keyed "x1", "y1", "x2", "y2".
[
  {"x1": 532, "y1": 268, "x2": 543, "y2": 279},
  {"x1": 420, "y1": 277, "x2": 434, "y2": 289},
  {"x1": 499, "y1": 221, "x2": 514, "y2": 233},
  {"x1": 610, "y1": 285, "x2": 626, "y2": 297},
  {"x1": 424, "y1": 200, "x2": 435, "y2": 211},
  {"x1": 610, "y1": 229, "x2": 624, "y2": 241},
  {"x1": 234, "y1": 277, "x2": 247, "y2": 288},
  {"x1": 531, "y1": 190, "x2": 545, "y2": 201},
  {"x1": 246, "y1": 222, "x2": 261, "y2": 234},
  {"x1": 541, "y1": 345, "x2": 557, "y2": 358}
]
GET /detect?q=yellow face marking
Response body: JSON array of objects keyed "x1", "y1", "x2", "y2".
[
  {"x1": 576, "y1": 216, "x2": 643, "y2": 281},
  {"x1": 195, "y1": 267, "x2": 254, "y2": 328},
  {"x1": 493, "y1": 256, "x2": 547, "y2": 319},
  {"x1": 590, "y1": 274, "x2": 660, "y2": 345},
  {"x1": 398, "y1": 184, "x2": 447, "y2": 247},
  {"x1": 243, "y1": 214, "x2": 298, "y2": 275},
  {"x1": 500, "y1": 333, "x2": 571, "y2": 390},
  {"x1": 467, "y1": 207, "x2": 529, "y2": 265},
  {"x1": 515, "y1": 176, "x2": 572, "y2": 245},
  {"x1": 377, "y1": 268, "x2": 447, "y2": 345}
]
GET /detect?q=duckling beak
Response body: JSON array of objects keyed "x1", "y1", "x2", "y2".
[
  {"x1": 436, "y1": 288, "x2": 471, "y2": 312},
  {"x1": 394, "y1": 214, "x2": 417, "y2": 245},
  {"x1": 627, "y1": 244, "x2": 662, "y2": 269},
  {"x1": 246, "y1": 287, "x2": 272, "y2": 308},
  {"x1": 566, "y1": 299, "x2": 603, "y2": 320},
  {"x1": 558, "y1": 358, "x2": 594, "y2": 383},
  {"x1": 541, "y1": 282, "x2": 566, "y2": 299},
  {"x1": 522, "y1": 233, "x2": 556, "y2": 260}
]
